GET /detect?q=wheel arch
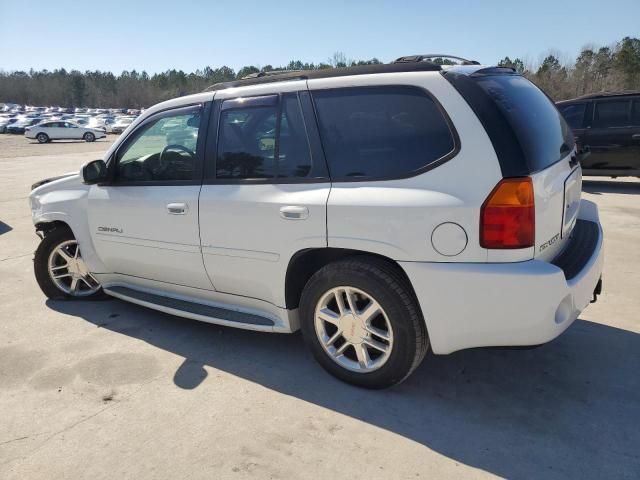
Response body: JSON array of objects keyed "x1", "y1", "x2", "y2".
[
  {"x1": 284, "y1": 248, "x2": 419, "y2": 311},
  {"x1": 35, "y1": 219, "x2": 73, "y2": 238}
]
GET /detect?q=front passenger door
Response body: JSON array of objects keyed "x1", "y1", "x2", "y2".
[{"x1": 87, "y1": 104, "x2": 213, "y2": 290}]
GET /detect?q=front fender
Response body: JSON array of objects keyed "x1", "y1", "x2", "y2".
[{"x1": 30, "y1": 179, "x2": 107, "y2": 273}]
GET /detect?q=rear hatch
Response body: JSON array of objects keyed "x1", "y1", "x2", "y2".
[{"x1": 444, "y1": 68, "x2": 581, "y2": 261}]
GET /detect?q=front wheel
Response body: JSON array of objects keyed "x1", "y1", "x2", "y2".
[
  {"x1": 83, "y1": 132, "x2": 95, "y2": 142},
  {"x1": 299, "y1": 257, "x2": 429, "y2": 389},
  {"x1": 34, "y1": 227, "x2": 106, "y2": 300}
]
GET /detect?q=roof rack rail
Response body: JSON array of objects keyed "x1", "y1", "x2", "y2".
[
  {"x1": 204, "y1": 62, "x2": 442, "y2": 91},
  {"x1": 394, "y1": 54, "x2": 480, "y2": 66},
  {"x1": 240, "y1": 70, "x2": 305, "y2": 80}
]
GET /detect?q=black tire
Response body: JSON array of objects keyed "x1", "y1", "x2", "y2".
[
  {"x1": 83, "y1": 132, "x2": 95, "y2": 142},
  {"x1": 34, "y1": 226, "x2": 107, "y2": 300},
  {"x1": 36, "y1": 132, "x2": 49, "y2": 144},
  {"x1": 299, "y1": 257, "x2": 429, "y2": 389}
]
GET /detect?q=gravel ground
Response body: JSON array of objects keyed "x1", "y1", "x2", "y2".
[
  {"x1": 0, "y1": 134, "x2": 639, "y2": 479},
  {"x1": 0, "y1": 132, "x2": 117, "y2": 159}
]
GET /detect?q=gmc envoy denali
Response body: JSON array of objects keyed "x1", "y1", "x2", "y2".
[{"x1": 30, "y1": 56, "x2": 604, "y2": 388}]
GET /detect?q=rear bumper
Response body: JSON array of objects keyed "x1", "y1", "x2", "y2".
[{"x1": 401, "y1": 199, "x2": 604, "y2": 354}]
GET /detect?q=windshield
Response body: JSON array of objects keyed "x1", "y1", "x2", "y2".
[{"x1": 473, "y1": 74, "x2": 575, "y2": 172}]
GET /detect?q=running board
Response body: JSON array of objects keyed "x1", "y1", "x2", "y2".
[{"x1": 104, "y1": 286, "x2": 276, "y2": 331}]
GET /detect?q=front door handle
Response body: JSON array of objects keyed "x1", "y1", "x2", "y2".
[
  {"x1": 279, "y1": 205, "x2": 309, "y2": 220},
  {"x1": 632, "y1": 133, "x2": 640, "y2": 140},
  {"x1": 167, "y1": 202, "x2": 188, "y2": 215}
]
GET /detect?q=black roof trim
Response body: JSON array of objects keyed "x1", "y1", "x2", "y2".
[
  {"x1": 557, "y1": 90, "x2": 640, "y2": 103},
  {"x1": 469, "y1": 66, "x2": 517, "y2": 76},
  {"x1": 204, "y1": 62, "x2": 442, "y2": 91}
]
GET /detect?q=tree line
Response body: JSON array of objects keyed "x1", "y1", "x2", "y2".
[
  {"x1": 1, "y1": 37, "x2": 638, "y2": 108},
  {"x1": 497, "y1": 36, "x2": 640, "y2": 100}
]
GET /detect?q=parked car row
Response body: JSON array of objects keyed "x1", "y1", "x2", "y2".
[
  {"x1": 0, "y1": 103, "x2": 143, "y2": 142},
  {"x1": 1, "y1": 103, "x2": 143, "y2": 116}
]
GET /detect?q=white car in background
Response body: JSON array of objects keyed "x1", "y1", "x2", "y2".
[
  {"x1": 25, "y1": 120, "x2": 107, "y2": 143},
  {"x1": 110, "y1": 116, "x2": 135, "y2": 134}
]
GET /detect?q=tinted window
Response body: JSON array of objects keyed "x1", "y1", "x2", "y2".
[
  {"x1": 115, "y1": 109, "x2": 200, "y2": 182},
  {"x1": 632, "y1": 100, "x2": 640, "y2": 126},
  {"x1": 473, "y1": 75, "x2": 574, "y2": 172},
  {"x1": 216, "y1": 93, "x2": 312, "y2": 180},
  {"x1": 558, "y1": 103, "x2": 586, "y2": 129},
  {"x1": 312, "y1": 86, "x2": 455, "y2": 179},
  {"x1": 594, "y1": 100, "x2": 630, "y2": 128}
]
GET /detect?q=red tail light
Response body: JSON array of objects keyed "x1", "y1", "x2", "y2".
[{"x1": 480, "y1": 177, "x2": 535, "y2": 249}]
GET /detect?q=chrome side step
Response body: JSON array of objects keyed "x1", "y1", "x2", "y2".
[{"x1": 104, "y1": 286, "x2": 276, "y2": 331}]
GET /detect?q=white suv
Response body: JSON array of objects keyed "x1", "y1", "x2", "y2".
[{"x1": 29, "y1": 57, "x2": 604, "y2": 388}]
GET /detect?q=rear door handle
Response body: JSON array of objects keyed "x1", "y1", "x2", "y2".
[
  {"x1": 279, "y1": 205, "x2": 309, "y2": 220},
  {"x1": 632, "y1": 134, "x2": 640, "y2": 139},
  {"x1": 167, "y1": 202, "x2": 188, "y2": 215}
]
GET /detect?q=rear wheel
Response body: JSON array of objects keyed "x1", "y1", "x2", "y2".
[
  {"x1": 299, "y1": 257, "x2": 429, "y2": 389},
  {"x1": 34, "y1": 227, "x2": 106, "y2": 300},
  {"x1": 83, "y1": 132, "x2": 95, "y2": 142},
  {"x1": 36, "y1": 132, "x2": 49, "y2": 143}
]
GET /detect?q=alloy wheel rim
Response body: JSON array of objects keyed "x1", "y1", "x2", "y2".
[
  {"x1": 47, "y1": 239, "x2": 100, "y2": 296},
  {"x1": 314, "y1": 286, "x2": 393, "y2": 373}
]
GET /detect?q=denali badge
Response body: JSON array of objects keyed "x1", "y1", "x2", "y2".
[
  {"x1": 539, "y1": 233, "x2": 560, "y2": 252},
  {"x1": 98, "y1": 226, "x2": 123, "y2": 234}
]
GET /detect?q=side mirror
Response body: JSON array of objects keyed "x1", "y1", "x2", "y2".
[{"x1": 82, "y1": 159, "x2": 108, "y2": 184}]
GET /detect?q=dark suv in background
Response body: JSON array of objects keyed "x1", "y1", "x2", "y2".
[{"x1": 557, "y1": 92, "x2": 640, "y2": 177}]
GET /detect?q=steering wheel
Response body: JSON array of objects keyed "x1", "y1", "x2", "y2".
[{"x1": 158, "y1": 144, "x2": 195, "y2": 168}]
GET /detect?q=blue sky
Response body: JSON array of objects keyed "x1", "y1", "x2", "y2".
[{"x1": 1, "y1": 0, "x2": 638, "y2": 73}]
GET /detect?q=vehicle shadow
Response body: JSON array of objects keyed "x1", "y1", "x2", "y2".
[
  {"x1": 47, "y1": 299, "x2": 640, "y2": 479},
  {"x1": 0, "y1": 221, "x2": 12, "y2": 235},
  {"x1": 583, "y1": 179, "x2": 640, "y2": 195}
]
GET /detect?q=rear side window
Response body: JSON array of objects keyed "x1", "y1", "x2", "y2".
[
  {"x1": 472, "y1": 75, "x2": 574, "y2": 172},
  {"x1": 216, "y1": 93, "x2": 313, "y2": 180},
  {"x1": 594, "y1": 100, "x2": 631, "y2": 128},
  {"x1": 558, "y1": 103, "x2": 586, "y2": 129},
  {"x1": 632, "y1": 100, "x2": 640, "y2": 126},
  {"x1": 311, "y1": 86, "x2": 456, "y2": 180}
]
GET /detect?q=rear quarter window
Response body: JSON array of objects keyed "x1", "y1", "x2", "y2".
[
  {"x1": 311, "y1": 86, "x2": 457, "y2": 180},
  {"x1": 473, "y1": 75, "x2": 575, "y2": 173}
]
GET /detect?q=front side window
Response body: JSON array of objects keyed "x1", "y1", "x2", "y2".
[
  {"x1": 115, "y1": 108, "x2": 200, "y2": 182},
  {"x1": 594, "y1": 100, "x2": 630, "y2": 128},
  {"x1": 558, "y1": 103, "x2": 586, "y2": 129},
  {"x1": 216, "y1": 93, "x2": 313, "y2": 180},
  {"x1": 311, "y1": 86, "x2": 456, "y2": 179}
]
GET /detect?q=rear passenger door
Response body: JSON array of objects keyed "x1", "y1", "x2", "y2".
[
  {"x1": 583, "y1": 98, "x2": 638, "y2": 172},
  {"x1": 62, "y1": 122, "x2": 83, "y2": 139},
  {"x1": 198, "y1": 81, "x2": 330, "y2": 307},
  {"x1": 308, "y1": 82, "x2": 459, "y2": 261}
]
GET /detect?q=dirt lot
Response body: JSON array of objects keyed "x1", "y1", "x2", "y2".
[
  {"x1": 0, "y1": 134, "x2": 639, "y2": 479},
  {"x1": 0, "y1": 133, "x2": 117, "y2": 159}
]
